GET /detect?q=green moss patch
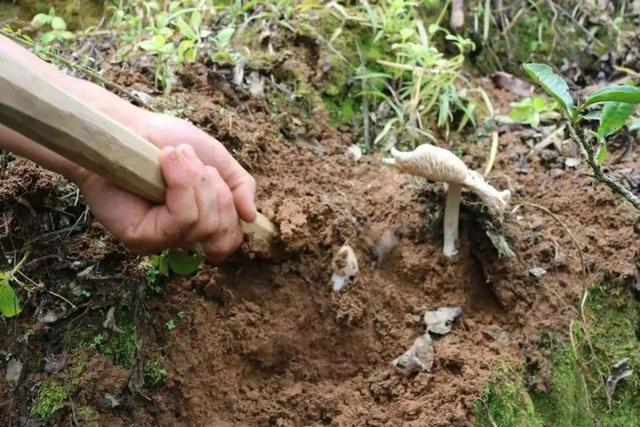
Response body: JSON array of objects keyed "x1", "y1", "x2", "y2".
[{"x1": 476, "y1": 282, "x2": 640, "y2": 426}]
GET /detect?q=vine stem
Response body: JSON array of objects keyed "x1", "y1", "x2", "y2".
[{"x1": 566, "y1": 120, "x2": 640, "y2": 211}]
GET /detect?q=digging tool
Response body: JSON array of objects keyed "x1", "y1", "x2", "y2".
[{"x1": 0, "y1": 51, "x2": 275, "y2": 245}]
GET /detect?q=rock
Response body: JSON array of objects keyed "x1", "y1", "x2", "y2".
[
  {"x1": 529, "y1": 267, "x2": 547, "y2": 278},
  {"x1": 424, "y1": 307, "x2": 463, "y2": 335},
  {"x1": 391, "y1": 334, "x2": 434, "y2": 373},
  {"x1": 549, "y1": 168, "x2": 565, "y2": 178},
  {"x1": 5, "y1": 358, "x2": 23, "y2": 386},
  {"x1": 38, "y1": 309, "x2": 59, "y2": 324},
  {"x1": 100, "y1": 393, "x2": 122, "y2": 409},
  {"x1": 346, "y1": 144, "x2": 362, "y2": 162},
  {"x1": 43, "y1": 357, "x2": 63, "y2": 374},
  {"x1": 565, "y1": 157, "x2": 581, "y2": 168}
]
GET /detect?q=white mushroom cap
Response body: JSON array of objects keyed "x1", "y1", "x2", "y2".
[
  {"x1": 331, "y1": 244, "x2": 359, "y2": 292},
  {"x1": 385, "y1": 144, "x2": 510, "y2": 215},
  {"x1": 385, "y1": 145, "x2": 469, "y2": 184}
]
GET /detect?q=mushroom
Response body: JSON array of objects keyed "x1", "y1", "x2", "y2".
[
  {"x1": 331, "y1": 244, "x2": 359, "y2": 292},
  {"x1": 384, "y1": 144, "x2": 510, "y2": 257}
]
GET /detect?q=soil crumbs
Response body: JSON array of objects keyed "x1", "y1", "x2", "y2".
[{"x1": 0, "y1": 64, "x2": 638, "y2": 427}]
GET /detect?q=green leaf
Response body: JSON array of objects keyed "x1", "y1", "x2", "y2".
[
  {"x1": 159, "y1": 255, "x2": 169, "y2": 276},
  {"x1": 582, "y1": 111, "x2": 601, "y2": 121},
  {"x1": 175, "y1": 17, "x2": 197, "y2": 40},
  {"x1": 596, "y1": 101, "x2": 635, "y2": 140},
  {"x1": 156, "y1": 14, "x2": 169, "y2": 29},
  {"x1": 585, "y1": 85, "x2": 640, "y2": 106},
  {"x1": 215, "y1": 27, "x2": 235, "y2": 48},
  {"x1": 31, "y1": 13, "x2": 51, "y2": 29},
  {"x1": 167, "y1": 250, "x2": 201, "y2": 276},
  {"x1": 178, "y1": 39, "x2": 195, "y2": 63},
  {"x1": 50, "y1": 16, "x2": 66, "y2": 31},
  {"x1": 139, "y1": 35, "x2": 166, "y2": 51},
  {"x1": 40, "y1": 32, "x2": 56, "y2": 45},
  {"x1": 0, "y1": 281, "x2": 21, "y2": 318},
  {"x1": 523, "y1": 63, "x2": 574, "y2": 116},
  {"x1": 190, "y1": 11, "x2": 203, "y2": 30}
]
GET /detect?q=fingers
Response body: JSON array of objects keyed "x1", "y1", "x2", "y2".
[
  {"x1": 144, "y1": 113, "x2": 258, "y2": 222},
  {"x1": 197, "y1": 166, "x2": 244, "y2": 263},
  {"x1": 118, "y1": 145, "x2": 243, "y2": 260}
]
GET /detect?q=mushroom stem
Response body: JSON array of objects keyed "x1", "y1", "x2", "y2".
[{"x1": 443, "y1": 183, "x2": 462, "y2": 257}]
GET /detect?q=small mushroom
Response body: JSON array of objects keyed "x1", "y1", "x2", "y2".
[
  {"x1": 391, "y1": 334, "x2": 434, "y2": 373},
  {"x1": 384, "y1": 144, "x2": 510, "y2": 257},
  {"x1": 331, "y1": 244, "x2": 358, "y2": 292}
]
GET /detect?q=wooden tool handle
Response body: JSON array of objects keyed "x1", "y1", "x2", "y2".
[{"x1": 0, "y1": 51, "x2": 274, "y2": 241}]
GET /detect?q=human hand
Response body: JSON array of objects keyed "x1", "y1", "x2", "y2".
[{"x1": 76, "y1": 111, "x2": 256, "y2": 263}]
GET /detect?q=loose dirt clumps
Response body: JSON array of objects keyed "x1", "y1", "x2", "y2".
[{"x1": 1, "y1": 62, "x2": 639, "y2": 427}]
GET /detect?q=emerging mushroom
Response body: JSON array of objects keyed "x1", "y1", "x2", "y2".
[
  {"x1": 384, "y1": 144, "x2": 510, "y2": 257},
  {"x1": 331, "y1": 244, "x2": 359, "y2": 292}
]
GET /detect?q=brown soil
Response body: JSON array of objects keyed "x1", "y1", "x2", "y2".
[{"x1": 0, "y1": 63, "x2": 638, "y2": 427}]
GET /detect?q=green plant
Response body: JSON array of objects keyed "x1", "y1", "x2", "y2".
[
  {"x1": 30, "y1": 8, "x2": 74, "y2": 45},
  {"x1": 524, "y1": 63, "x2": 640, "y2": 210},
  {"x1": 31, "y1": 380, "x2": 69, "y2": 422},
  {"x1": 146, "y1": 249, "x2": 201, "y2": 280},
  {"x1": 352, "y1": 2, "x2": 480, "y2": 147},
  {"x1": 107, "y1": 1, "x2": 217, "y2": 92},
  {"x1": 507, "y1": 96, "x2": 559, "y2": 128},
  {"x1": 165, "y1": 319, "x2": 176, "y2": 331},
  {"x1": 0, "y1": 251, "x2": 30, "y2": 318},
  {"x1": 144, "y1": 359, "x2": 168, "y2": 385}
]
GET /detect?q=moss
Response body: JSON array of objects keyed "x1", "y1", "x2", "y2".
[
  {"x1": 65, "y1": 308, "x2": 137, "y2": 369},
  {"x1": 77, "y1": 405, "x2": 98, "y2": 424},
  {"x1": 144, "y1": 358, "x2": 168, "y2": 385},
  {"x1": 474, "y1": 364, "x2": 544, "y2": 427},
  {"x1": 475, "y1": 282, "x2": 640, "y2": 426},
  {"x1": 98, "y1": 310, "x2": 137, "y2": 369},
  {"x1": 30, "y1": 380, "x2": 69, "y2": 422}
]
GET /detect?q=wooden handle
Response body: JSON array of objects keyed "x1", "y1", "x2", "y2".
[{"x1": 0, "y1": 51, "x2": 274, "y2": 241}]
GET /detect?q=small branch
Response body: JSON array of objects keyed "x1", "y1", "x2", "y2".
[{"x1": 566, "y1": 121, "x2": 640, "y2": 211}]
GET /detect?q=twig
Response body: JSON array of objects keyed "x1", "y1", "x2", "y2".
[
  {"x1": 0, "y1": 29, "x2": 157, "y2": 112},
  {"x1": 566, "y1": 121, "x2": 640, "y2": 211},
  {"x1": 519, "y1": 201, "x2": 586, "y2": 275},
  {"x1": 482, "y1": 395, "x2": 498, "y2": 427},
  {"x1": 569, "y1": 320, "x2": 594, "y2": 416},
  {"x1": 484, "y1": 131, "x2": 499, "y2": 176}
]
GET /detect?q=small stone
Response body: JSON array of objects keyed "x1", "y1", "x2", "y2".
[
  {"x1": 391, "y1": 334, "x2": 434, "y2": 373},
  {"x1": 5, "y1": 358, "x2": 23, "y2": 387},
  {"x1": 549, "y1": 168, "x2": 564, "y2": 178},
  {"x1": 43, "y1": 357, "x2": 64, "y2": 374},
  {"x1": 346, "y1": 144, "x2": 362, "y2": 162},
  {"x1": 565, "y1": 157, "x2": 581, "y2": 168},
  {"x1": 529, "y1": 267, "x2": 547, "y2": 278},
  {"x1": 38, "y1": 309, "x2": 59, "y2": 324},
  {"x1": 100, "y1": 393, "x2": 121, "y2": 409},
  {"x1": 424, "y1": 307, "x2": 463, "y2": 335}
]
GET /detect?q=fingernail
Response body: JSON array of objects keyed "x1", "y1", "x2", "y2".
[
  {"x1": 163, "y1": 146, "x2": 176, "y2": 158},
  {"x1": 178, "y1": 145, "x2": 196, "y2": 159}
]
